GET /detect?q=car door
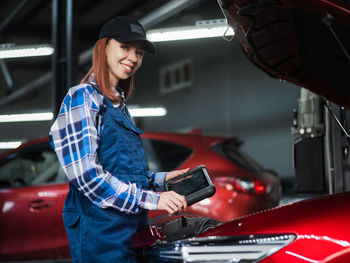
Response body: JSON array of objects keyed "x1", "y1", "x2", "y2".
[{"x1": 0, "y1": 142, "x2": 69, "y2": 261}]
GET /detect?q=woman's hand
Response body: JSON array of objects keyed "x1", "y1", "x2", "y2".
[
  {"x1": 157, "y1": 168, "x2": 190, "y2": 216},
  {"x1": 165, "y1": 168, "x2": 190, "y2": 182},
  {"x1": 157, "y1": 191, "x2": 187, "y2": 216}
]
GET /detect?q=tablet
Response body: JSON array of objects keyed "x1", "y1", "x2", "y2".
[{"x1": 165, "y1": 165, "x2": 216, "y2": 206}]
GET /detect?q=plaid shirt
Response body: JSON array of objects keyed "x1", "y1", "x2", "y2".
[{"x1": 49, "y1": 82, "x2": 166, "y2": 214}]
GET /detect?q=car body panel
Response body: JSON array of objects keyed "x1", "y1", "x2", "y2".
[
  {"x1": 0, "y1": 183, "x2": 67, "y2": 260},
  {"x1": 132, "y1": 192, "x2": 350, "y2": 262},
  {"x1": 0, "y1": 131, "x2": 280, "y2": 261},
  {"x1": 198, "y1": 191, "x2": 350, "y2": 262}
]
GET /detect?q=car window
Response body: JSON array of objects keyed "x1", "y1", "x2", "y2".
[
  {"x1": 0, "y1": 144, "x2": 67, "y2": 188},
  {"x1": 211, "y1": 139, "x2": 263, "y2": 172},
  {"x1": 143, "y1": 139, "x2": 192, "y2": 172},
  {"x1": 0, "y1": 139, "x2": 193, "y2": 187}
]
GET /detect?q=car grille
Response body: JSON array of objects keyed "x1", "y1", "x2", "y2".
[{"x1": 156, "y1": 234, "x2": 296, "y2": 262}]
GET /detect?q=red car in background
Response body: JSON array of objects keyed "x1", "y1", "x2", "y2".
[{"x1": 0, "y1": 131, "x2": 281, "y2": 261}]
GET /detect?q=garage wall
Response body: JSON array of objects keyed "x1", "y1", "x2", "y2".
[
  {"x1": 131, "y1": 37, "x2": 300, "y2": 178},
  {"x1": 0, "y1": 35, "x2": 300, "y2": 179}
]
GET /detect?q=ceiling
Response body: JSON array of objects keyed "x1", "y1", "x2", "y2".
[
  {"x1": 0, "y1": 0, "x2": 212, "y2": 107},
  {"x1": 0, "y1": 0, "x2": 202, "y2": 67},
  {"x1": 1, "y1": 0, "x2": 179, "y2": 50}
]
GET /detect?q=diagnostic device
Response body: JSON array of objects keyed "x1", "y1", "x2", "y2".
[{"x1": 165, "y1": 165, "x2": 216, "y2": 206}]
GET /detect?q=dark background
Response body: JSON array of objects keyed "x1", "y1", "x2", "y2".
[{"x1": 0, "y1": 0, "x2": 300, "y2": 179}]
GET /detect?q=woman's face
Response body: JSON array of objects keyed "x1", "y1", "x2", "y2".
[{"x1": 106, "y1": 39, "x2": 144, "y2": 87}]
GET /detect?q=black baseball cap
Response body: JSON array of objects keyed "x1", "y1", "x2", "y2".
[{"x1": 99, "y1": 16, "x2": 156, "y2": 54}]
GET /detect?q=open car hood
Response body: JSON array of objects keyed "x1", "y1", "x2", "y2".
[
  {"x1": 218, "y1": 0, "x2": 350, "y2": 108},
  {"x1": 131, "y1": 192, "x2": 350, "y2": 262}
]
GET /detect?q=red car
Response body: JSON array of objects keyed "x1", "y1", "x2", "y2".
[
  {"x1": 132, "y1": 191, "x2": 350, "y2": 262},
  {"x1": 131, "y1": 0, "x2": 350, "y2": 262},
  {"x1": 0, "y1": 131, "x2": 280, "y2": 261}
]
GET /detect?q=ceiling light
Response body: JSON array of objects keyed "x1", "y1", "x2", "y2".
[
  {"x1": 0, "y1": 44, "x2": 54, "y2": 59},
  {"x1": 0, "y1": 141, "x2": 22, "y2": 149},
  {"x1": 129, "y1": 107, "x2": 167, "y2": 117},
  {"x1": 0, "y1": 107, "x2": 166, "y2": 123},
  {"x1": 146, "y1": 19, "x2": 234, "y2": 42},
  {"x1": 0, "y1": 112, "x2": 53, "y2": 123}
]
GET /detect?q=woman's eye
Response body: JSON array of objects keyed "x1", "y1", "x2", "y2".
[
  {"x1": 121, "y1": 45, "x2": 128, "y2": 51},
  {"x1": 136, "y1": 50, "x2": 144, "y2": 57}
]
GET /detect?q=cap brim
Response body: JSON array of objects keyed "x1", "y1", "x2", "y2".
[{"x1": 113, "y1": 35, "x2": 156, "y2": 54}]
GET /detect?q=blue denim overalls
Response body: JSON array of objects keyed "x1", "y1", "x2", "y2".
[{"x1": 62, "y1": 88, "x2": 150, "y2": 263}]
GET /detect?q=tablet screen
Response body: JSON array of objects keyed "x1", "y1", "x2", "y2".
[{"x1": 167, "y1": 169, "x2": 209, "y2": 196}]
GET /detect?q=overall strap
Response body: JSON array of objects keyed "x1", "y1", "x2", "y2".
[{"x1": 90, "y1": 84, "x2": 106, "y2": 136}]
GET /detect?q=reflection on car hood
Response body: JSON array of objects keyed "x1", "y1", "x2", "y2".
[
  {"x1": 218, "y1": 0, "x2": 350, "y2": 108},
  {"x1": 198, "y1": 191, "x2": 350, "y2": 237}
]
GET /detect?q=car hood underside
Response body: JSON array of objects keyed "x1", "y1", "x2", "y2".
[{"x1": 218, "y1": 0, "x2": 350, "y2": 108}]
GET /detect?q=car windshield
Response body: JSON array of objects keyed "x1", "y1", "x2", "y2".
[
  {"x1": 212, "y1": 139, "x2": 263, "y2": 173},
  {"x1": 143, "y1": 139, "x2": 193, "y2": 172},
  {"x1": 0, "y1": 139, "x2": 193, "y2": 188},
  {"x1": 0, "y1": 144, "x2": 66, "y2": 188}
]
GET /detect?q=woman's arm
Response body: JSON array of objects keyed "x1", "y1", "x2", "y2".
[
  {"x1": 49, "y1": 84, "x2": 160, "y2": 214},
  {"x1": 147, "y1": 168, "x2": 189, "y2": 215},
  {"x1": 146, "y1": 168, "x2": 190, "y2": 191}
]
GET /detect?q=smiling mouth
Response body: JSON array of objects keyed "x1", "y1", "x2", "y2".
[{"x1": 121, "y1": 63, "x2": 133, "y2": 73}]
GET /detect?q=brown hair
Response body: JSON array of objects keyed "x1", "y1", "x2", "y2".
[{"x1": 80, "y1": 38, "x2": 133, "y2": 103}]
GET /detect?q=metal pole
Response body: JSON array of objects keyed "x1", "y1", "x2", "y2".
[
  {"x1": 139, "y1": 0, "x2": 202, "y2": 30},
  {"x1": 330, "y1": 104, "x2": 345, "y2": 193},
  {"x1": 51, "y1": 0, "x2": 68, "y2": 118},
  {"x1": 324, "y1": 104, "x2": 334, "y2": 194},
  {"x1": 0, "y1": 0, "x2": 30, "y2": 34},
  {"x1": 66, "y1": 0, "x2": 73, "y2": 87},
  {"x1": 51, "y1": 0, "x2": 78, "y2": 118},
  {"x1": 0, "y1": 60, "x2": 13, "y2": 91},
  {"x1": 51, "y1": 0, "x2": 59, "y2": 118}
]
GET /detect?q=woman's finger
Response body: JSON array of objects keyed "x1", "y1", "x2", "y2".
[
  {"x1": 179, "y1": 168, "x2": 190, "y2": 174},
  {"x1": 165, "y1": 204, "x2": 176, "y2": 216},
  {"x1": 167, "y1": 199, "x2": 179, "y2": 212},
  {"x1": 165, "y1": 168, "x2": 190, "y2": 181},
  {"x1": 158, "y1": 191, "x2": 188, "y2": 215},
  {"x1": 170, "y1": 191, "x2": 187, "y2": 210}
]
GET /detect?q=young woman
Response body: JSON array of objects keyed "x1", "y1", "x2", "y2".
[{"x1": 49, "y1": 16, "x2": 188, "y2": 263}]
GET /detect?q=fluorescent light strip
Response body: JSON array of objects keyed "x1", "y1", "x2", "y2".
[
  {"x1": 129, "y1": 107, "x2": 167, "y2": 117},
  {"x1": 0, "y1": 45, "x2": 54, "y2": 59},
  {"x1": 147, "y1": 25, "x2": 234, "y2": 42},
  {"x1": 0, "y1": 112, "x2": 54, "y2": 123},
  {"x1": 0, "y1": 107, "x2": 166, "y2": 123},
  {"x1": 0, "y1": 141, "x2": 22, "y2": 149}
]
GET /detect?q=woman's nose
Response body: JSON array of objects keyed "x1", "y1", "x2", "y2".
[{"x1": 127, "y1": 50, "x2": 137, "y2": 62}]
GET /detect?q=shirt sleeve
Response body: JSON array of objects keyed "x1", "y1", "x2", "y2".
[
  {"x1": 49, "y1": 85, "x2": 160, "y2": 214},
  {"x1": 146, "y1": 171, "x2": 167, "y2": 191}
]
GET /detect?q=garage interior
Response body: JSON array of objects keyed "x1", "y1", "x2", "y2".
[{"x1": 0, "y1": 0, "x2": 349, "y2": 211}]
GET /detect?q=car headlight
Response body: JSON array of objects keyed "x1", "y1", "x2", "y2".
[{"x1": 156, "y1": 234, "x2": 296, "y2": 262}]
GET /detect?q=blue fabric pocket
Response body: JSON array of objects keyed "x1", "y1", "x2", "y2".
[
  {"x1": 63, "y1": 209, "x2": 80, "y2": 228},
  {"x1": 108, "y1": 107, "x2": 144, "y2": 134}
]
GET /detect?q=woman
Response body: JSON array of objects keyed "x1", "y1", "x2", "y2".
[{"x1": 49, "y1": 16, "x2": 188, "y2": 263}]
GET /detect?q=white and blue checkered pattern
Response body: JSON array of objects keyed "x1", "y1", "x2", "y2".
[{"x1": 49, "y1": 82, "x2": 166, "y2": 214}]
